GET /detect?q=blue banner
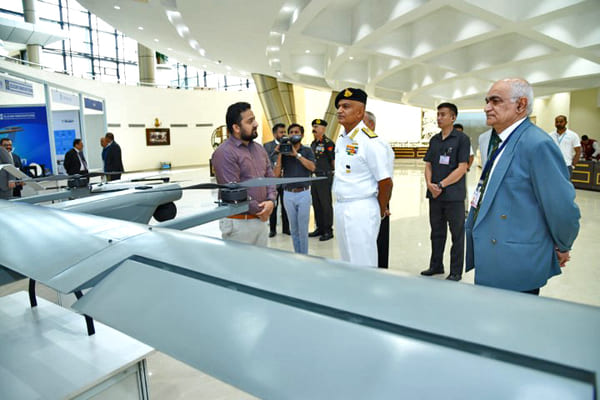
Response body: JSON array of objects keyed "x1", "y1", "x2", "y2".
[
  {"x1": 0, "y1": 106, "x2": 52, "y2": 173},
  {"x1": 84, "y1": 97, "x2": 103, "y2": 111}
]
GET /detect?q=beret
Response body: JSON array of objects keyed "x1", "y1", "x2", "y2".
[{"x1": 335, "y1": 88, "x2": 367, "y2": 108}]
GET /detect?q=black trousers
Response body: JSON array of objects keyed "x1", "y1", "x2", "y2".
[
  {"x1": 377, "y1": 211, "x2": 390, "y2": 269},
  {"x1": 269, "y1": 186, "x2": 289, "y2": 233},
  {"x1": 310, "y1": 174, "x2": 333, "y2": 233},
  {"x1": 428, "y1": 199, "x2": 464, "y2": 276}
]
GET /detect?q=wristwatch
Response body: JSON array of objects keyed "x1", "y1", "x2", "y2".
[
  {"x1": 296, "y1": 153, "x2": 302, "y2": 159},
  {"x1": 436, "y1": 182, "x2": 444, "y2": 190}
]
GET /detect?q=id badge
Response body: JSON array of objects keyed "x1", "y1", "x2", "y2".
[
  {"x1": 439, "y1": 155, "x2": 450, "y2": 165},
  {"x1": 471, "y1": 185, "x2": 481, "y2": 208}
]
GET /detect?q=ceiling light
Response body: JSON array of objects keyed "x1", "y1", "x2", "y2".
[
  {"x1": 267, "y1": 46, "x2": 280, "y2": 52},
  {"x1": 349, "y1": 56, "x2": 354, "y2": 60},
  {"x1": 277, "y1": 71, "x2": 282, "y2": 76},
  {"x1": 154, "y1": 38, "x2": 159, "y2": 42},
  {"x1": 305, "y1": 50, "x2": 310, "y2": 54},
  {"x1": 225, "y1": 65, "x2": 232, "y2": 70},
  {"x1": 202, "y1": 64, "x2": 207, "y2": 68},
  {"x1": 114, "y1": 5, "x2": 120, "y2": 10},
  {"x1": 138, "y1": 26, "x2": 144, "y2": 30},
  {"x1": 198, "y1": 48, "x2": 206, "y2": 56},
  {"x1": 167, "y1": 47, "x2": 173, "y2": 51}
]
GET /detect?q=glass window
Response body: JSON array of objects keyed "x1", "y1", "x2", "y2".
[
  {"x1": 43, "y1": 51, "x2": 66, "y2": 73},
  {"x1": 1, "y1": 0, "x2": 24, "y2": 14},
  {"x1": 68, "y1": 26, "x2": 91, "y2": 54},
  {"x1": 37, "y1": 1, "x2": 61, "y2": 21},
  {"x1": 71, "y1": 55, "x2": 92, "y2": 78},
  {"x1": 122, "y1": 37, "x2": 138, "y2": 62},
  {"x1": 68, "y1": 8, "x2": 89, "y2": 26},
  {"x1": 97, "y1": 31, "x2": 117, "y2": 59},
  {"x1": 95, "y1": 16, "x2": 114, "y2": 34}
]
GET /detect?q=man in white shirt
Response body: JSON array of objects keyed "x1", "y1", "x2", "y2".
[
  {"x1": 333, "y1": 88, "x2": 393, "y2": 267},
  {"x1": 549, "y1": 115, "x2": 581, "y2": 176}
]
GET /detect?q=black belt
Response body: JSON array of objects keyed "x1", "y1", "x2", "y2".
[
  {"x1": 314, "y1": 171, "x2": 332, "y2": 177},
  {"x1": 286, "y1": 186, "x2": 310, "y2": 193}
]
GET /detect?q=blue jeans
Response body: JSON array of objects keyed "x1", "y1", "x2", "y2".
[{"x1": 283, "y1": 189, "x2": 311, "y2": 254}]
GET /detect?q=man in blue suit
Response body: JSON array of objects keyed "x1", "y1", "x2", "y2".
[{"x1": 466, "y1": 78, "x2": 580, "y2": 294}]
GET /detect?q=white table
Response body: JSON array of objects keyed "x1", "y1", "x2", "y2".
[{"x1": 0, "y1": 291, "x2": 153, "y2": 399}]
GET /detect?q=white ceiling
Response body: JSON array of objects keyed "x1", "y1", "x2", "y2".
[{"x1": 78, "y1": 0, "x2": 600, "y2": 109}]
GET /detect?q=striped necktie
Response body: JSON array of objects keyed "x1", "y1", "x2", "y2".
[{"x1": 473, "y1": 130, "x2": 501, "y2": 222}]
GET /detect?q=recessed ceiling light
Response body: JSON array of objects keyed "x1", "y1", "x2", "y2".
[
  {"x1": 349, "y1": 56, "x2": 354, "y2": 60},
  {"x1": 154, "y1": 38, "x2": 159, "y2": 42},
  {"x1": 202, "y1": 64, "x2": 207, "y2": 68},
  {"x1": 167, "y1": 47, "x2": 172, "y2": 51},
  {"x1": 138, "y1": 26, "x2": 144, "y2": 30},
  {"x1": 305, "y1": 50, "x2": 310, "y2": 54},
  {"x1": 114, "y1": 5, "x2": 120, "y2": 10},
  {"x1": 225, "y1": 65, "x2": 232, "y2": 70}
]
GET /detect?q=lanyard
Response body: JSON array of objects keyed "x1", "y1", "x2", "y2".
[
  {"x1": 557, "y1": 132, "x2": 566, "y2": 145},
  {"x1": 478, "y1": 130, "x2": 515, "y2": 184}
]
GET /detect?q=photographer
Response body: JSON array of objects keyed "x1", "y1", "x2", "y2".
[{"x1": 273, "y1": 123, "x2": 316, "y2": 254}]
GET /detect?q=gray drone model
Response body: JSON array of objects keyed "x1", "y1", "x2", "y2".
[{"x1": 0, "y1": 174, "x2": 599, "y2": 398}]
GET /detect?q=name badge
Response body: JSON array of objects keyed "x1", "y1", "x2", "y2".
[
  {"x1": 470, "y1": 185, "x2": 482, "y2": 209},
  {"x1": 439, "y1": 155, "x2": 450, "y2": 165}
]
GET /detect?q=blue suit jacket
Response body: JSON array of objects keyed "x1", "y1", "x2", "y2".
[{"x1": 465, "y1": 118, "x2": 580, "y2": 291}]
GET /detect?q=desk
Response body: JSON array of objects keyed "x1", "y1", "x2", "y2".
[
  {"x1": 0, "y1": 292, "x2": 153, "y2": 400},
  {"x1": 572, "y1": 161, "x2": 600, "y2": 191},
  {"x1": 392, "y1": 146, "x2": 428, "y2": 159}
]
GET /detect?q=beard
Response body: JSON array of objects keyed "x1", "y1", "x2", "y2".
[{"x1": 241, "y1": 127, "x2": 258, "y2": 142}]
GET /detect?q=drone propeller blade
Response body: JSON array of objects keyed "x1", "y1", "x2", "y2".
[{"x1": 228, "y1": 176, "x2": 327, "y2": 188}]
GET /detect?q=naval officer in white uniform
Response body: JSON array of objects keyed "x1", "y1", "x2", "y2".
[{"x1": 333, "y1": 88, "x2": 394, "y2": 267}]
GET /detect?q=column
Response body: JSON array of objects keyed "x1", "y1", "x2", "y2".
[
  {"x1": 137, "y1": 43, "x2": 156, "y2": 86},
  {"x1": 252, "y1": 73, "x2": 291, "y2": 129},
  {"x1": 22, "y1": 0, "x2": 42, "y2": 67}
]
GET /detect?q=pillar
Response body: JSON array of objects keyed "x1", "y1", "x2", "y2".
[{"x1": 137, "y1": 43, "x2": 156, "y2": 86}]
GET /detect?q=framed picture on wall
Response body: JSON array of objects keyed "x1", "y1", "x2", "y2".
[{"x1": 146, "y1": 128, "x2": 170, "y2": 146}]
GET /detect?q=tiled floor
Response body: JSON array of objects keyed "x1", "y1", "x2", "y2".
[{"x1": 2, "y1": 160, "x2": 599, "y2": 399}]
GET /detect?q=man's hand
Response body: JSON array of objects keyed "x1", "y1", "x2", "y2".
[
  {"x1": 256, "y1": 200, "x2": 274, "y2": 222},
  {"x1": 8, "y1": 181, "x2": 16, "y2": 189},
  {"x1": 381, "y1": 207, "x2": 391, "y2": 219},
  {"x1": 556, "y1": 250, "x2": 571, "y2": 267},
  {"x1": 427, "y1": 182, "x2": 442, "y2": 199}
]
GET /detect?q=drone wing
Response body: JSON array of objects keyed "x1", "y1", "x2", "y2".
[
  {"x1": 1, "y1": 164, "x2": 44, "y2": 190},
  {"x1": 0, "y1": 200, "x2": 598, "y2": 399}
]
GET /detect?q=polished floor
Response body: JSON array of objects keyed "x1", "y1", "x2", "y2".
[{"x1": 2, "y1": 160, "x2": 599, "y2": 399}]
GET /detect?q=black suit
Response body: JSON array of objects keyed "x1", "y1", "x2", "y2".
[
  {"x1": 104, "y1": 141, "x2": 124, "y2": 181},
  {"x1": 63, "y1": 148, "x2": 89, "y2": 188},
  {"x1": 11, "y1": 152, "x2": 23, "y2": 197}
]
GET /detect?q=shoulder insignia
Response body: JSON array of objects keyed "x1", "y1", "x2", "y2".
[
  {"x1": 361, "y1": 127, "x2": 378, "y2": 139},
  {"x1": 349, "y1": 128, "x2": 360, "y2": 140}
]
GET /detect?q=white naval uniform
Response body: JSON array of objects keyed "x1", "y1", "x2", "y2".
[{"x1": 333, "y1": 120, "x2": 394, "y2": 267}]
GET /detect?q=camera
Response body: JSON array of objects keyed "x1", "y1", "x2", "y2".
[{"x1": 279, "y1": 136, "x2": 293, "y2": 154}]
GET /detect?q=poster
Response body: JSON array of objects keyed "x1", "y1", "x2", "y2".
[
  {"x1": 0, "y1": 106, "x2": 51, "y2": 173},
  {"x1": 52, "y1": 110, "x2": 81, "y2": 174}
]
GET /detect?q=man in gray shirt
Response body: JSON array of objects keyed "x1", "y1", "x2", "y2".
[{"x1": 0, "y1": 146, "x2": 16, "y2": 199}]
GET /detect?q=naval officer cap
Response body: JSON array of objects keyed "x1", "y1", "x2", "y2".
[
  {"x1": 335, "y1": 87, "x2": 367, "y2": 108},
  {"x1": 311, "y1": 118, "x2": 328, "y2": 127}
]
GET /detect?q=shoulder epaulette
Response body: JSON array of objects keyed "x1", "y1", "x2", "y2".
[{"x1": 361, "y1": 127, "x2": 378, "y2": 139}]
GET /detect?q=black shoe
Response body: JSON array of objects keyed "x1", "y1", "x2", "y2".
[
  {"x1": 420, "y1": 268, "x2": 444, "y2": 276},
  {"x1": 446, "y1": 274, "x2": 462, "y2": 281},
  {"x1": 283, "y1": 230, "x2": 291, "y2": 235},
  {"x1": 319, "y1": 232, "x2": 334, "y2": 241},
  {"x1": 308, "y1": 229, "x2": 322, "y2": 237},
  {"x1": 269, "y1": 231, "x2": 276, "y2": 238}
]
